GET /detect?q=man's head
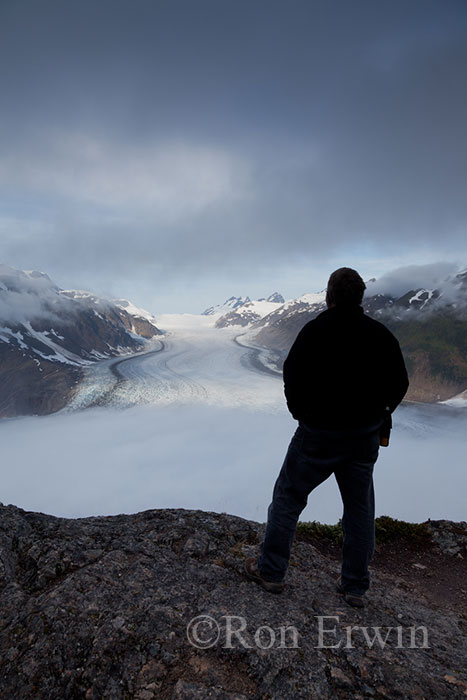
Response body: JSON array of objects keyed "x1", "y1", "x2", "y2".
[{"x1": 325, "y1": 267, "x2": 366, "y2": 308}]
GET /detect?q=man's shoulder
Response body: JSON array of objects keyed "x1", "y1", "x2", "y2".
[
  {"x1": 295, "y1": 307, "x2": 399, "y2": 342},
  {"x1": 296, "y1": 310, "x2": 328, "y2": 335},
  {"x1": 360, "y1": 312, "x2": 397, "y2": 338}
]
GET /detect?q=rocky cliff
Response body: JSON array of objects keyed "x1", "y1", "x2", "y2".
[{"x1": 0, "y1": 503, "x2": 465, "y2": 699}]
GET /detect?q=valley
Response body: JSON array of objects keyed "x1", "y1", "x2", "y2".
[{"x1": 66, "y1": 315, "x2": 284, "y2": 413}]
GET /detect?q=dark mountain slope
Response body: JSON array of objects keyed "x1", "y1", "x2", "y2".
[
  {"x1": 245, "y1": 271, "x2": 467, "y2": 403},
  {"x1": 0, "y1": 266, "x2": 162, "y2": 418}
]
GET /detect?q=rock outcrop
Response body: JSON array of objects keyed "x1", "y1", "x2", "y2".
[{"x1": 0, "y1": 504, "x2": 465, "y2": 699}]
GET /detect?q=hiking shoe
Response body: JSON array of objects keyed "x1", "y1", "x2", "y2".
[
  {"x1": 244, "y1": 557, "x2": 284, "y2": 594},
  {"x1": 336, "y1": 576, "x2": 366, "y2": 608}
]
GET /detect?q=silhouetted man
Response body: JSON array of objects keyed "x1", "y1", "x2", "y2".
[{"x1": 245, "y1": 267, "x2": 409, "y2": 607}]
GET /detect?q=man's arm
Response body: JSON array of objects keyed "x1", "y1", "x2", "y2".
[
  {"x1": 282, "y1": 325, "x2": 310, "y2": 420},
  {"x1": 384, "y1": 333, "x2": 410, "y2": 413}
]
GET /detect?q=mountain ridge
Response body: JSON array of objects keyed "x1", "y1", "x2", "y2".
[
  {"x1": 225, "y1": 269, "x2": 467, "y2": 404},
  {"x1": 0, "y1": 265, "x2": 162, "y2": 418},
  {"x1": 203, "y1": 293, "x2": 284, "y2": 318},
  {"x1": 2, "y1": 264, "x2": 466, "y2": 415}
]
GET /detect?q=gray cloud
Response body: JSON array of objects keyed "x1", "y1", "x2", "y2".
[
  {"x1": 0, "y1": 265, "x2": 65, "y2": 325},
  {"x1": 0, "y1": 0, "x2": 466, "y2": 308},
  {"x1": 0, "y1": 264, "x2": 114, "y2": 326},
  {"x1": 368, "y1": 262, "x2": 460, "y2": 297}
]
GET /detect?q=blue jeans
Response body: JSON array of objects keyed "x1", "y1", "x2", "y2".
[{"x1": 258, "y1": 421, "x2": 381, "y2": 595}]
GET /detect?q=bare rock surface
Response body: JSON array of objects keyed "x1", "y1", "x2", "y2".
[
  {"x1": 426, "y1": 519, "x2": 467, "y2": 557},
  {"x1": 0, "y1": 503, "x2": 466, "y2": 699}
]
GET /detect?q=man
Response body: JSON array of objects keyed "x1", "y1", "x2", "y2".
[{"x1": 245, "y1": 267, "x2": 409, "y2": 607}]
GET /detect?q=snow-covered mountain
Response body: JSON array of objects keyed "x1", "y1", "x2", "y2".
[
  {"x1": 242, "y1": 292, "x2": 327, "y2": 334},
  {"x1": 260, "y1": 292, "x2": 285, "y2": 303},
  {"x1": 3, "y1": 263, "x2": 466, "y2": 416},
  {"x1": 363, "y1": 268, "x2": 467, "y2": 315},
  {"x1": 245, "y1": 268, "x2": 467, "y2": 403},
  {"x1": 112, "y1": 298, "x2": 158, "y2": 324},
  {"x1": 202, "y1": 292, "x2": 284, "y2": 318},
  {"x1": 62, "y1": 292, "x2": 161, "y2": 341},
  {"x1": 214, "y1": 293, "x2": 285, "y2": 328},
  {"x1": 0, "y1": 265, "x2": 161, "y2": 417},
  {"x1": 202, "y1": 296, "x2": 252, "y2": 316}
]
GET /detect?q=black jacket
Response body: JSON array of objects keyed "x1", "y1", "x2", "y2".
[{"x1": 283, "y1": 304, "x2": 409, "y2": 429}]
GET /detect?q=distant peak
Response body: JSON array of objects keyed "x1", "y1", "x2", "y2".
[
  {"x1": 266, "y1": 292, "x2": 285, "y2": 303},
  {"x1": 202, "y1": 295, "x2": 251, "y2": 315}
]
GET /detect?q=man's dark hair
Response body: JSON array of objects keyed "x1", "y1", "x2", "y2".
[{"x1": 326, "y1": 267, "x2": 366, "y2": 307}]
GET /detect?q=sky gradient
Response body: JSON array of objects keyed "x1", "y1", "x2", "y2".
[{"x1": 1, "y1": 0, "x2": 466, "y2": 312}]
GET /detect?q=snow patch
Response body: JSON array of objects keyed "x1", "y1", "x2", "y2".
[
  {"x1": 113, "y1": 298, "x2": 158, "y2": 323},
  {"x1": 439, "y1": 390, "x2": 467, "y2": 408},
  {"x1": 23, "y1": 322, "x2": 94, "y2": 366}
]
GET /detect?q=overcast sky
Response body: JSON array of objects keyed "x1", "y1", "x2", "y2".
[{"x1": 1, "y1": 0, "x2": 466, "y2": 312}]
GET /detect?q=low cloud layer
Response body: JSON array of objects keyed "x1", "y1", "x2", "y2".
[
  {"x1": 368, "y1": 262, "x2": 461, "y2": 298},
  {"x1": 0, "y1": 265, "x2": 64, "y2": 325},
  {"x1": 1, "y1": 403, "x2": 465, "y2": 524},
  {"x1": 0, "y1": 264, "x2": 114, "y2": 326}
]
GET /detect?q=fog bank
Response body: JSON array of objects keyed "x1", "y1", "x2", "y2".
[{"x1": 1, "y1": 403, "x2": 465, "y2": 524}]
